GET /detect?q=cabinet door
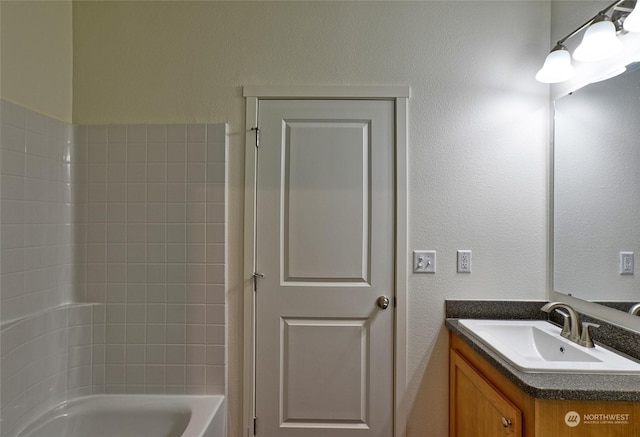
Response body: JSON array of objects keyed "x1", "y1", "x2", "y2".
[{"x1": 450, "y1": 350, "x2": 522, "y2": 437}]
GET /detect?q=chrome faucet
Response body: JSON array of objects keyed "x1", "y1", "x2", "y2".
[
  {"x1": 629, "y1": 303, "x2": 640, "y2": 316},
  {"x1": 541, "y1": 302, "x2": 599, "y2": 348},
  {"x1": 541, "y1": 302, "x2": 581, "y2": 343}
]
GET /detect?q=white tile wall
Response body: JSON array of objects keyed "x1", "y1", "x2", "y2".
[
  {"x1": 0, "y1": 101, "x2": 227, "y2": 433},
  {"x1": 1, "y1": 100, "x2": 77, "y2": 323},
  {"x1": 0, "y1": 100, "x2": 99, "y2": 436},
  {"x1": 82, "y1": 123, "x2": 227, "y2": 395}
]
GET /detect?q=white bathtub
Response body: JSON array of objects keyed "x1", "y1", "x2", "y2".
[{"x1": 15, "y1": 395, "x2": 225, "y2": 437}]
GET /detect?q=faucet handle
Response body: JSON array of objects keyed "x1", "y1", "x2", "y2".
[
  {"x1": 579, "y1": 322, "x2": 600, "y2": 348},
  {"x1": 554, "y1": 309, "x2": 572, "y2": 339}
]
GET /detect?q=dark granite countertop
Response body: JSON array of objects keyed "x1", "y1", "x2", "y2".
[{"x1": 446, "y1": 300, "x2": 640, "y2": 402}]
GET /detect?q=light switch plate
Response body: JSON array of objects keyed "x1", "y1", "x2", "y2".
[{"x1": 413, "y1": 250, "x2": 436, "y2": 273}]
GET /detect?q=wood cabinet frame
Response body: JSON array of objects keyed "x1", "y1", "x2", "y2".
[{"x1": 450, "y1": 332, "x2": 640, "y2": 437}]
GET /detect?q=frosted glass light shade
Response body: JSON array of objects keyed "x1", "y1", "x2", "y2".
[
  {"x1": 624, "y1": 4, "x2": 640, "y2": 32},
  {"x1": 536, "y1": 47, "x2": 575, "y2": 83},
  {"x1": 573, "y1": 19, "x2": 623, "y2": 62},
  {"x1": 590, "y1": 66, "x2": 626, "y2": 83}
]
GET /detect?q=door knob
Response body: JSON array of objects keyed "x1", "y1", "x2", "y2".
[{"x1": 377, "y1": 296, "x2": 390, "y2": 310}]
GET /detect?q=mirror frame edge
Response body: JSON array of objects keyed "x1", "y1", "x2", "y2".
[{"x1": 549, "y1": 290, "x2": 640, "y2": 333}]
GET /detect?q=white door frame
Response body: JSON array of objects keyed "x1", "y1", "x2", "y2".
[{"x1": 243, "y1": 86, "x2": 410, "y2": 437}]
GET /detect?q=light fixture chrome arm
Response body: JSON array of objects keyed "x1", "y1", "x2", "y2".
[
  {"x1": 536, "y1": 0, "x2": 633, "y2": 83},
  {"x1": 554, "y1": 0, "x2": 626, "y2": 48}
]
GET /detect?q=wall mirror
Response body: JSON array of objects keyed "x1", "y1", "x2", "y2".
[{"x1": 554, "y1": 62, "x2": 640, "y2": 312}]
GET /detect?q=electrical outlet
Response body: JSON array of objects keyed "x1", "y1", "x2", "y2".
[
  {"x1": 620, "y1": 252, "x2": 634, "y2": 275},
  {"x1": 413, "y1": 250, "x2": 436, "y2": 273},
  {"x1": 457, "y1": 250, "x2": 472, "y2": 273}
]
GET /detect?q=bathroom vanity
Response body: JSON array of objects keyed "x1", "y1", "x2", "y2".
[{"x1": 446, "y1": 301, "x2": 640, "y2": 437}]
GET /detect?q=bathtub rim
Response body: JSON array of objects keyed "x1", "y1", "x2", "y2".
[{"x1": 15, "y1": 394, "x2": 225, "y2": 437}]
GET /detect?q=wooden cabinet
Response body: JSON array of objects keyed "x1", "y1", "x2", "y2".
[
  {"x1": 450, "y1": 350, "x2": 522, "y2": 436},
  {"x1": 450, "y1": 332, "x2": 640, "y2": 437}
]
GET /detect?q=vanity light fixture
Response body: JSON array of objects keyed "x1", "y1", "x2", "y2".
[
  {"x1": 536, "y1": 0, "x2": 639, "y2": 83},
  {"x1": 573, "y1": 13, "x2": 623, "y2": 62},
  {"x1": 535, "y1": 44, "x2": 575, "y2": 83},
  {"x1": 624, "y1": 0, "x2": 640, "y2": 31},
  {"x1": 590, "y1": 65, "x2": 627, "y2": 82}
]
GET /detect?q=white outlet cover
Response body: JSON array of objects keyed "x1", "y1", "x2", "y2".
[
  {"x1": 457, "y1": 250, "x2": 472, "y2": 273},
  {"x1": 620, "y1": 252, "x2": 634, "y2": 275}
]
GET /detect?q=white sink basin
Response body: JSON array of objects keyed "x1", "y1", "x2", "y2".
[{"x1": 458, "y1": 319, "x2": 640, "y2": 374}]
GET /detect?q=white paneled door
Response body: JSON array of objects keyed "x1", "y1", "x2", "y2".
[{"x1": 254, "y1": 99, "x2": 395, "y2": 437}]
